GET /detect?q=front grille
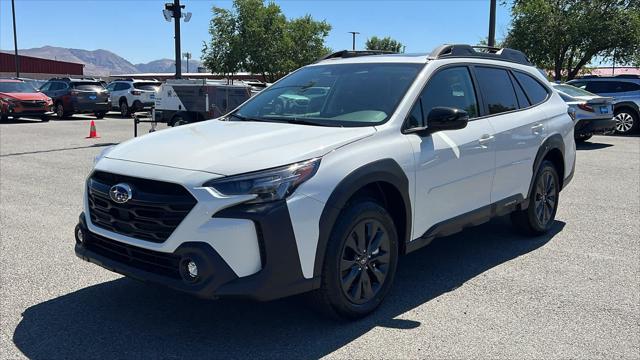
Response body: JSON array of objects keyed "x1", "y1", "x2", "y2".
[
  {"x1": 84, "y1": 231, "x2": 181, "y2": 279},
  {"x1": 87, "y1": 171, "x2": 197, "y2": 243},
  {"x1": 20, "y1": 100, "x2": 46, "y2": 108}
]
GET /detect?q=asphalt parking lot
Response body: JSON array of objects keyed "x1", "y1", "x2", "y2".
[{"x1": 1, "y1": 114, "x2": 639, "y2": 359}]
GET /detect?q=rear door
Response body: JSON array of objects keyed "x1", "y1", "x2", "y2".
[{"x1": 476, "y1": 66, "x2": 551, "y2": 202}]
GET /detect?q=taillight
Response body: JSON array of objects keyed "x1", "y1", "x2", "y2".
[
  {"x1": 577, "y1": 103, "x2": 594, "y2": 112},
  {"x1": 131, "y1": 90, "x2": 142, "y2": 95}
]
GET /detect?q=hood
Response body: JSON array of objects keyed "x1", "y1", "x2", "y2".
[
  {"x1": 106, "y1": 119, "x2": 376, "y2": 175},
  {"x1": 0, "y1": 92, "x2": 50, "y2": 101}
]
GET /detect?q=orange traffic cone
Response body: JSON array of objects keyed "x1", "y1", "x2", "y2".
[{"x1": 86, "y1": 120, "x2": 100, "y2": 139}]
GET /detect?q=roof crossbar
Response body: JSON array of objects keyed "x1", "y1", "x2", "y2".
[{"x1": 429, "y1": 44, "x2": 533, "y2": 66}]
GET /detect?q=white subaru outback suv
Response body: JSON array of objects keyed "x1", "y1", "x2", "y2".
[
  {"x1": 75, "y1": 45, "x2": 575, "y2": 319},
  {"x1": 106, "y1": 79, "x2": 161, "y2": 118}
]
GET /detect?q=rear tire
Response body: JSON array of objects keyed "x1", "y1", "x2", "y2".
[
  {"x1": 614, "y1": 109, "x2": 638, "y2": 134},
  {"x1": 313, "y1": 199, "x2": 399, "y2": 319},
  {"x1": 119, "y1": 100, "x2": 130, "y2": 118},
  {"x1": 511, "y1": 160, "x2": 560, "y2": 236}
]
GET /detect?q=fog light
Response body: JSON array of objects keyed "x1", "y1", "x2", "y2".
[
  {"x1": 187, "y1": 260, "x2": 198, "y2": 278},
  {"x1": 76, "y1": 226, "x2": 84, "y2": 243}
]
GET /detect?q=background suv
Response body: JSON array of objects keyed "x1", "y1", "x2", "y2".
[
  {"x1": 106, "y1": 79, "x2": 161, "y2": 118},
  {"x1": 40, "y1": 78, "x2": 110, "y2": 119},
  {"x1": 75, "y1": 45, "x2": 575, "y2": 319},
  {"x1": 0, "y1": 79, "x2": 53, "y2": 122},
  {"x1": 567, "y1": 76, "x2": 640, "y2": 134}
]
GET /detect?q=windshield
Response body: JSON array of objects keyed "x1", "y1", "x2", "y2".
[
  {"x1": 555, "y1": 84, "x2": 596, "y2": 97},
  {"x1": 0, "y1": 81, "x2": 36, "y2": 93},
  {"x1": 234, "y1": 63, "x2": 423, "y2": 127},
  {"x1": 72, "y1": 82, "x2": 105, "y2": 91},
  {"x1": 134, "y1": 82, "x2": 161, "y2": 91}
]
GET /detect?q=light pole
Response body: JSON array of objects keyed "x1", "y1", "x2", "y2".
[
  {"x1": 488, "y1": 0, "x2": 496, "y2": 47},
  {"x1": 11, "y1": 0, "x2": 19, "y2": 77},
  {"x1": 183, "y1": 52, "x2": 192, "y2": 73},
  {"x1": 348, "y1": 31, "x2": 360, "y2": 51},
  {"x1": 163, "y1": 0, "x2": 192, "y2": 79}
]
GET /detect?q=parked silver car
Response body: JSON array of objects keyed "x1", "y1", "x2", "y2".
[
  {"x1": 567, "y1": 76, "x2": 640, "y2": 134},
  {"x1": 552, "y1": 83, "x2": 615, "y2": 142}
]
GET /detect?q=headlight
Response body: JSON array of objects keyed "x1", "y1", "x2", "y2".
[
  {"x1": 94, "y1": 145, "x2": 114, "y2": 164},
  {"x1": 204, "y1": 158, "x2": 320, "y2": 204},
  {"x1": 0, "y1": 97, "x2": 18, "y2": 103}
]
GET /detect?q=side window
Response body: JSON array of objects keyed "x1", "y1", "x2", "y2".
[
  {"x1": 585, "y1": 81, "x2": 629, "y2": 93},
  {"x1": 106, "y1": 83, "x2": 116, "y2": 91},
  {"x1": 114, "y1": 83, "x2": 125, "y2": 91},
  {"x1": 50, "y1": 82, "x2": 62, "y2": 91},
  {"x1": 475, "y1": 67, "x2": 518, "y2": 115},
  {"x1": 419, "y1": 66, "x2": 479, "y2": 121},
  {"x1": 509, "y1": 72, "x2": 530, "y2": 108},
  {"x1": 40, "y1": 82, "x2": 51, "y2": 91},
  {"x1": 620, "y1": 82, "x2": 640, "y2": 92},
  {"x1": 513, "y1": 71, "x2": 549, "y2": 105}
]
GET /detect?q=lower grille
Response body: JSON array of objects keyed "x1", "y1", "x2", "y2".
[
  {"x1": 87, "y1": 171, "x2": 197, "y2": 243},
  {"x1": 85, "y1": 232, "x2": 181, "y2": 279},
  {"x1": 21, "y1": 100, "x2": 46, "y2": 108}
]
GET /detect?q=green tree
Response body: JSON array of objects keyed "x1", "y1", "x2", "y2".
[
  {"x1": 202, "y1": 7, "x2": 242, "y2": 79},
  {"x1": 365, "y1": 36, "x2": 404, "y2": 53},
  {"x1": 201, "y1": 0, "x2": 332, "y2": 82},
  {"x1": 504, "y1": 0, "x2": 640, "y2": 81}
]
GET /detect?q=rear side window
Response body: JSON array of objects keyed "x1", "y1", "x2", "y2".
[
  {"x1": 513, "y1": 71, "x2": 549, "y2": 105},
  {"x1": 475, "y1": 67, "x2": 518, "y2": 115},
  {"x1": 114, "y1": 83, "x2": 130, "y2": 91},
  {"x1": 585, "y1": 81, "x2": 640, "y2": 93}
]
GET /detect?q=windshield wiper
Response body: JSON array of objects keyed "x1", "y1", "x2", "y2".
[
  {"x1": 226, "y1": 113, "x2": 264, "y2": 122},
  {"x1": 264, "y1": 117, "x2": 331, "y2": 127}
]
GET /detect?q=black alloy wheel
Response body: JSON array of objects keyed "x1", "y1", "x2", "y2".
[{"x1": 340, "y1": 218, "x2": 391, "y2": 304}]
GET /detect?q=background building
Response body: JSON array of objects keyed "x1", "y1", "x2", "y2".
[{"x1": 0, "y1": 52, "x2": 84, "y2": 79}]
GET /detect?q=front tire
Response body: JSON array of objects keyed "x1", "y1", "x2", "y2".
[
  {"x1": 55, "y1": 103, "x2": 65, "y2": 120},
  {"x1": 314, "y1": 199, "x2": 399, "y2": 319},
  {"x1": 512, "y1": 160, "x2": 560, "y2": 235},
  {"x1": 120, "y1": 100, "x2": 130, "y2": 118}
]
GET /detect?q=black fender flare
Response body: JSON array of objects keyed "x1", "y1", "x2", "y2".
[
  {"x1": 613, "y1": 102, "x2": 639, "y2": 116},
  {"x1": 527, "y1": 134, "x2": 565, "y2": 201},
  {"x1": 312, "y1": 158, "x2": 412, "y2": 279}
]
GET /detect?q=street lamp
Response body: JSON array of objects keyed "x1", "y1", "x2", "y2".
[
  {"x1": 348, "y1": 31, "x2": 360, "y2": 51},
  {"x1": 183, "y1": 52, "x2": 192, "y2": 73},
  {"x1": 11, "y1": 0, "x2": 19, "y2": 77},
  {"x1": 163, "y1": 0, "x2": 192, "y2": 79}
]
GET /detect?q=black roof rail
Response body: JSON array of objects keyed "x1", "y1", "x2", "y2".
[
  {"x1": 316, "y1": 49, "x2": 398, "y2": 63},
  {"x1": 429, "y1": 44, "x2": 533, "y2": 66}
]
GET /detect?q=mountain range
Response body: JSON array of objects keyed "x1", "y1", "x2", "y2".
[{"x1": 2, "y1": 46, "x2": 203, "y2": 76}]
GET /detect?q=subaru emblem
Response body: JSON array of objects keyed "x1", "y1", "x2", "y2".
[{"x1": 109, "y1": 183, "x2": 133, "y2": 204}]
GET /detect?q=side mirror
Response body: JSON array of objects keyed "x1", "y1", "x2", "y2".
[{"x1": 405, "y1": 107, "x2": 469, "y2": 136}]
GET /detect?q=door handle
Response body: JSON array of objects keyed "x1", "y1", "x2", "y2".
[
  {"x1": 478, "y1": 134, "x2": 495, "y2": 146},
  {"x1": 531, "y1": 123, "x2": 544, "y2": 134}
]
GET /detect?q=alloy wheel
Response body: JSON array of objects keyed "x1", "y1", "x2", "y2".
[
  {"x1": 120, "y1": 102, "x2": 129, "y2": 117},
  {"x1": 614, "y1": 112, "x2": 634, "y2": 133},
  {"x1": 534, "y1": 170, "x2": 557, "y2": 228},
  {"x1": 340, "y1": 219, "x2": 391, "y2": 304},
  {"x1": 56, "y1": 104, "x2": 64, "y2": 119}
]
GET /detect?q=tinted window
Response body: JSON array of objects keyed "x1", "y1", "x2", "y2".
[
  {"x1": 134, "y1": 82, "x2": 161, "y2": 91},
  {"x1": 50, "y1": 82, "x2": 64, "y2": 91},
  {"x1": 476, "y1": 67, "x2": 518, "y2": 115},
  {"x1": 114, "y1": 83, "x2": 130, "y2": 91},
  {"x1": 513, "y1": 71, "x2": 548, "y2": 105},
  {"x1": 72, "y1": 82, "x2": 104, "y2": 91},
  {"x1": 106, "y1": 83, "x2": 116, "y2": 91},
  {"x1": 510, "y1": 72, "x2": 530, "y2": 108},
  {"x1": 236, "y1": 63, "x2": 422, "y2": 127},
  {"x1": 420, "y1": 66, "x2": 478, "y2": 120},
  {"x1": 585, "y1": 81, "x2": 640, "y2": 93},
  {"x1": 407, "y1": 100, "x2": 423, "y2": 128},
  {"x1": 39, "y1": 82, "x2": 51, "y2": 91}
]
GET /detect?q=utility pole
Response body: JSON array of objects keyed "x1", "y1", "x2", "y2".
[
  {"x1": 11, "y1": 0, "x2": 20, "y2": 77},
  {"x1": 348, "y1": 31, "x2": 360, "y2": 51},
  {"x1": 163, "y1": 0, "x2": 191, "y2": 79},
  {"x1": 488, "y1": 0, "x2": 497, "y2": 47}
]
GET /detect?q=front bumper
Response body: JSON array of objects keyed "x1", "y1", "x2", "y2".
[
  {"x1": 574, "y1": 117, "x2": 616, "y2": 137},
  {"x1": 76, "y1": 198, "x2": 317, "y2": 301}
]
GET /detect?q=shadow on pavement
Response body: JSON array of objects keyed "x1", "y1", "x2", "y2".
[
  {"x1": 13, "y1": 217, "x2": 564, "y2": 359},
  {"x1": 576, "y1": 141, "x2": 614, "y2": 150}
]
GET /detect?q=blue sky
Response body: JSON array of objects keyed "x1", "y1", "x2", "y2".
[{"x1": 0, "y1": 0, "x2": 512, "y2": 64}]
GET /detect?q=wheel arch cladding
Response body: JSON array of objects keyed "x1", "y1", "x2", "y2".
[
  {"x1": 530, "y1": 134, "x2": 565, "y2": 196},
  {"x1": 314, "y1": 159, "x2": 411, "y2": 279}
]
